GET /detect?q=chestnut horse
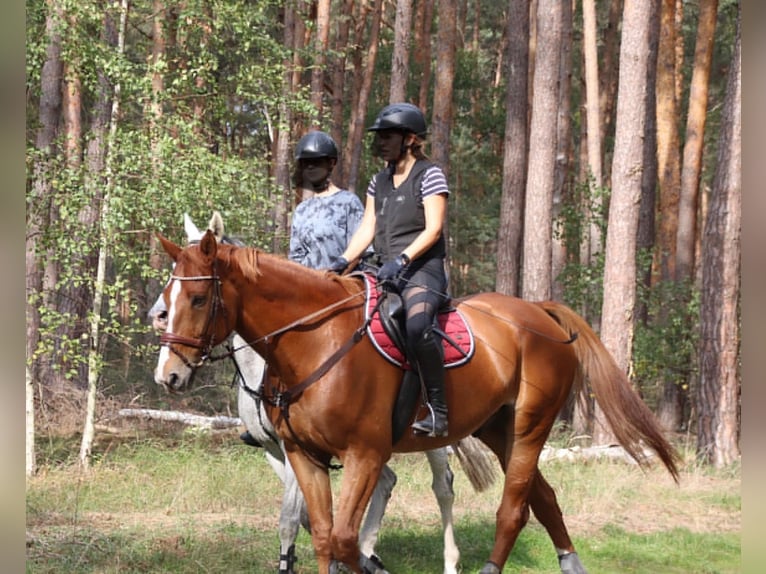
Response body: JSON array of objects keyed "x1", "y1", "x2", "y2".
[{"x1": 154, "y1": 230, "x2": 679, "y2": 574}]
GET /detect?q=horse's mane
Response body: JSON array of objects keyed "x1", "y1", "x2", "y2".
[{"x1": 221, "y1": 244, "x2": 364, "y2": 298}]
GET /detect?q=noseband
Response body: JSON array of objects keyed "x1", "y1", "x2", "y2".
[{"x1": 159, "y1": 269, "x2": 225, "y2": 369}]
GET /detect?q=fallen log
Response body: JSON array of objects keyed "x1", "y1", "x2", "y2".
[{"x1": 118, "y1": 408, "x2": 242, "y2": 430}]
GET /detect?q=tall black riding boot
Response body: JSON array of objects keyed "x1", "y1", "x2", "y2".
[{"x1": 410, "y1": 329, "x2": 448, "y2": 437}]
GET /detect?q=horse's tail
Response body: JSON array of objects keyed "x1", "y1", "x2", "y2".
[
  {"x1": 536, "y1": 301, "x2": 681, "y2": 483},
  {"x1": 453, "y1": 435, "x2": 497, "y2": 492}
]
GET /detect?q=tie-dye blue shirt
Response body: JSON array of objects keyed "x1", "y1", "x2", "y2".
[{"x1": 289, "y1": 189, "x2": 365, "y2": 269}]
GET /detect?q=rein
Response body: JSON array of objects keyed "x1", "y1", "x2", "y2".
[{"x1": 263, "y1": 290, "x2": 387, "y2": 471}]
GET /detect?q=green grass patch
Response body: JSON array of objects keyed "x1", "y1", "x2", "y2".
[{"x1": 27, "y1": 432, "x2": 740, "y2": 573}]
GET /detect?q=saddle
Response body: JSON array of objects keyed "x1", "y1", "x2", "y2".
[{"x1": 361, "y1": 273, "x2": 475, "y2": 369}]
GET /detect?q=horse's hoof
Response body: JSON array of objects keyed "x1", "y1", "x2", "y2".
[
  {"x1": 360, "y1": 553, "x2": 388, "y2": 573},
  {"x1": 559, "y1": 551, "x2": 588, "y2": 574},
  {"x1": 478, "y1": 561, "x2": 501, "y2": 574}
]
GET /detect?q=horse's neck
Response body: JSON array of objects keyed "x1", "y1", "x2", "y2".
[{"x1": 230, "y1": 250, "x2": 353, "y2": 357}]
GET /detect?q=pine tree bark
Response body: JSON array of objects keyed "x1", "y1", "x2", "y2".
[
  {"x1": 413, "y1": 0, "x2": 434, "y2": 112},
  {"x1": 597, "y1": 0, "x2": 656, "y2": 445},
  {"x1": 521, "y1": 0, "x2": 562, "y2": 301},
  {"x1": 495, "y1": 0, "x2": 529, "y2": 297},
  {"x1": 390, "y1": 0, "x2": 413, "y2": 103},
  {"x1": 697, "y1": 8, "x2": 740, "y2": 467},
  {"x1": 677, "y1": 0, "x2": 718, "y2": 282},
  {"x1": 345, "y1": 0, "x2": 383, "y2": 193}
]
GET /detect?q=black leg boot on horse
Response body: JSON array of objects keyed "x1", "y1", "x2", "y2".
[{"x1": 410, "y1": 327, "x2": 448, "y2": 437}]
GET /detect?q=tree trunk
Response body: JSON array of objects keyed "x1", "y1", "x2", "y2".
[
  {"x1": 598, "y1": 0, "x2": 656, "y2": 446},
  {"x1": 330, "y1": 0, "x2": 353, "y2": 186},
  {"x1": 655, "y1": 0, "x2": 685, "y2": 431},
  {"x1": 599, "y1": 0, "x2": 623, "y2": 185},
  {"x1": 551, "y1": 0, "x2": 573, "y2": 303},
  {"x1": 521, "y1": 0, "x2": 562, "y2": 301},
  {"x1": 677, "y1": 0, "x2": 718, "y2": 282},
  {"x1": 346, "y1": 0, "x2": 383, "y2": 193},
  {"x1": 26, "y1": 365, "x2": 36, "y2": 476},
  {"x1": 28, "y1": 0, "x2": 64, "y2": 397},
  {"x1": 79, "y1": 0, "x2": 130, "y2": 470},
  {"x1": 635, "y1": 0, "x2": 661, "y2": 327},
  {"x1": 390, "y1": 0, "x2": 413, "y2": 103},
  {"x1": 413, "y1": 0, "x2": 434, "y2": 113},
  {"x1": 655, "y1": 0, "x2": 681, "y2": 284},
  {"x1": 431, "y1": 0, "x2": 457, "y2": 174},
  {"x1": 431, "y1": 0, "x2": 457, "y2": 269},
  {"x1": 582, "y1": 0, "x2": 603, "y2": 267},
  {"x1": 697, "y1": 9, "x2": 740, "y2": 467},
  {"x1": 495, "y1": 0, "x2": 529, "y2": 297},
  {"x1": 310, "y1": 0, "x2": 332, "y2": 123}
]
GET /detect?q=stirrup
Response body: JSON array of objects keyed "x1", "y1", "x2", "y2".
[{"x1": 411, "y1": 404, "x2": 448, "y2": 437}]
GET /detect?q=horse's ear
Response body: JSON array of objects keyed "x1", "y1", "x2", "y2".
[
  {"x1": 208, "y1": 211, "x2": 224, "y2": 242},
  {"x1": 157, "y1": 233, "x2": 182, "y2": 261},
  {"x1": 199, "y1": 229, "x2": 218, "y2": 258},
  {"x1": 184, "y1": 213, "x2": 202, "y2": 242}
]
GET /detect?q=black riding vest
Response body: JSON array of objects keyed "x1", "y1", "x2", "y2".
[{"x1": 372, "y1": 160, "x2": 447, "y2": 262}]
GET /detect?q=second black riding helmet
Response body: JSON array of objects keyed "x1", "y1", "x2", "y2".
[
  {"x1": 367, "y1": 103, "x2": 427, "y2": 138},
  {"x1": 294, "y1": 130, "x2": 339, "y2": 160}
]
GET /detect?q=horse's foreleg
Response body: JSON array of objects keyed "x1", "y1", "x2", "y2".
[
  {"x1": 425, "y1": 448, "x2": 459, "y2": 574},
  {"x1": 529, "y1": 469, "x2": 588, "y2": 574},
  {"x1": 285, "y1": 449, "x2": 334, "y2": 574},
  {"x1": 358, "y1": 463, "x2": 396, "y2": 559},
  {"x1": 333, "y1": 451, "x2": 386, "y2": 573},
  {"x1": 278, "y1": 456, "x2": 308, "y2": 573}
]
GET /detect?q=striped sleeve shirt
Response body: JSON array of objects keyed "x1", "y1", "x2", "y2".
[{"x1": 366, "y1": 164, "x2": 450, "y2": 199}]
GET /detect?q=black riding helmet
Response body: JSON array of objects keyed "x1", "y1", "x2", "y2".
[
  {"x1": 294, "y1": 130, "x2": 339, "y2": 160},
  {"x1": 367, "y1": 103, "x2": 427, "y2": 138}
]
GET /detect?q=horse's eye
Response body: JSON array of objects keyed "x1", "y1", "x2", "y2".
[{"x1": 191, "y1": 295, "x2": 207, "y2": 308}]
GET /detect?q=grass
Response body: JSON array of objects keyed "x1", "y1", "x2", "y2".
[{"x1": 26, "y1": 428, "x2": 741, "y2": 573}]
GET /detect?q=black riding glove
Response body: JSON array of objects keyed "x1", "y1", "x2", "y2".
[
  {"x1": 329, "y1": 256, "x2": 349, "y2": 274},
  {"x1": 377, "y1": 254, "x2": 409, "y2": 282}
]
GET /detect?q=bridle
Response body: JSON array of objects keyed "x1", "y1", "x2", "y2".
[{"x1": 159, "y1": 262, "x2": 226, "y2": 368}]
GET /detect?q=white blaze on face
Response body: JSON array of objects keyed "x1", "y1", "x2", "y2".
[{"x1": 155, "y1": 279, "x2": 183, "y2": 380}]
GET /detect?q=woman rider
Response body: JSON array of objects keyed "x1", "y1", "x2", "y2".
[{"x1": 331, "y1": 103, "x2": 450, "y2": 437}]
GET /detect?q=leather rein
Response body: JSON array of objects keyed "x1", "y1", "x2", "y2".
[{"x1": 160, "y1": 266, "x2": 384, "y2": 469}]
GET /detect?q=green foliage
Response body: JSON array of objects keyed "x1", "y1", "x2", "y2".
[
  {"x1": 553, "y1": 176, "x2": 610, "y2": 315},
  {"x1": 632, "y1": 277, "x2": 700, "y2": 412}
]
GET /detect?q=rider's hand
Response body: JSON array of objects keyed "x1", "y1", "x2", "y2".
[
  {"x1": 329, "y1": 256, "x2": 349, "y2": 275},
  {"x1": 377, "y1": 254, "x2": 409, "y2": 282}
]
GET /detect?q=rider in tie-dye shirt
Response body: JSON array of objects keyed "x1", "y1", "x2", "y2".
[{"x1": 288, "y1": 131, "x2": 365, "y2": 270}]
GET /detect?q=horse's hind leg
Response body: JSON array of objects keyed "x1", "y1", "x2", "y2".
[
  {"x1": 529, "y1": 469, "x2": 588, "y2": 574},
  {"x1": 425, "y1": 448, "x2": 459, "y2": 574}
]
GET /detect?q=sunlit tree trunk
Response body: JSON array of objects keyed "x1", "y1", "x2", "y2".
[
  {"x1": 697, "y1": 9, "x2": 740, "y2": 467},
  {"x1": 582, "y1": 0, "x2": 603, "y2": 271},
  {"x1": 655, "y1": 0, "x2": 681, "y2": 284},
  {"x1": 597, "y1": 0, "x2": 656, "y2": 446},
  {"x1": 495, "y1": 0, "x2": 529, "y2": 297},
  {"x1": 390, "y1": 0, "x2": 413, "y2": 103},
  {"x1": 521, "y1": 0, "x2": 562, "y2": 301},
  {"x1": 677, "y1": 0, "x2": 718, "y2": 282}
]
